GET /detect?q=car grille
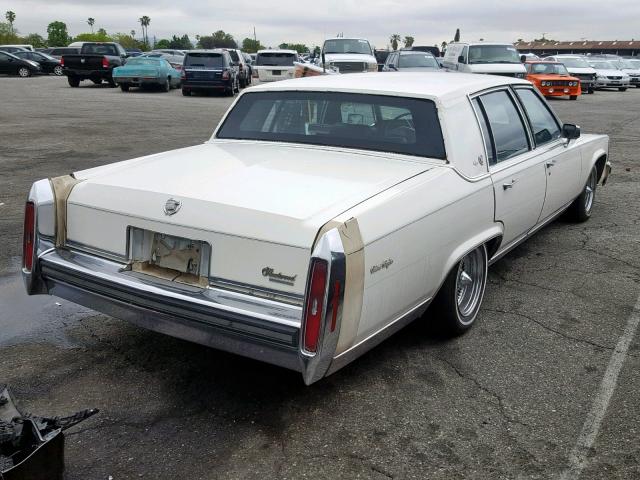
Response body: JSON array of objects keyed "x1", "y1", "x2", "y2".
[
  {"x1": 549, "y1": 80, "x2": 572, "y2": 86},
  {"x1": 333, "y1": 62, "x2": 366, "y2": 73},
  {"x1": 607, "y1": 76, "x2": 622, "y2": 80},
  {"x1": 576, "y1": 74, "x2": 595, "y2": 82}
]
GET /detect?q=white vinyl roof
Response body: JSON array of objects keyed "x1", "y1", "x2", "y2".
[{"x1": 248, "y1": 72, "x2": 530, "y2": 106}]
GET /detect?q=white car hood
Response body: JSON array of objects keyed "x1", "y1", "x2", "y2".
[
  {"x1": 467, "y1": 63, "x2": 526, "y2": 74},
  {"x1": 323, "y1": 53, "x2": 377, "y2": 64},
  {"x1": 70, "y1": 141, "x2": 432, "y2": 248},
  {"x1": 593, "y1": 68, "x2": 626, "y2": 76},
  {"x1": 564, "y1": 67, "x2": 596, "y2": 75},
  {"x1": 622, "y1": 68, "x2": 640, "y2": 75}
]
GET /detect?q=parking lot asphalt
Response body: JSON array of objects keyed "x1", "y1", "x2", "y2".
[{"x1": 0, "y1": 76, "x2": 639, "y2": 480}]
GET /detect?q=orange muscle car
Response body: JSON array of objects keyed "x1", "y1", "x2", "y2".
[{"x1": 525, "y1": 61, "x2": 581, "y2": 100}]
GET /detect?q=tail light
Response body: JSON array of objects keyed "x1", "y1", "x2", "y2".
[
  {"x1": 60, "y1": 56, "x2": 65, "y2": 67},
  {"x1": 222, "y1": 70, "x2": 230, "y2": 80},
  {"x1": 239, "y1": 63, "x2": 243, "y2": 71},
  {"x1": 102, "y1": 56, "x2": 109, "y2": 68},
  {"x1": 302, "y1": 259, "x2": 328, "y2": 353},
  {"x1": 23, "y1": 202, "x2": 35, "y2": 272}
]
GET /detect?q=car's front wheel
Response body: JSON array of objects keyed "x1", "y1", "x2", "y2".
[
  {"x1": 120, "y1": 83, "x2": 130, "y2": 92},
  {"x1": 619, "y1": 87, "x2": 627, "y2": 92},
  {"x1": 569, "y1": 95, "x2": 578, "y2": 100},
  {"x1": 568, "y1": 165, "x2": 598, "y2": 222},
  {"x1": 67, "y1": 76, "x2": 80, "y2": 87},
  {"x1": 53, "y1": 65, "x2": 64, "y2": 76},
  {"x1": 18, "y1": 67, "x2": 31, "y2": 77},
  {"x1": 432, "y1": 244, "x2": 488, "y2": 335},
  {"x1": 162, "y1": 77, "x2": 170, "y2": 92}
]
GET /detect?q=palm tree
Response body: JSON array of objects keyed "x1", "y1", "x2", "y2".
[
  {"x1": 138, "y1": 16, "x2": 151, "y2": 47},
  {"x1": 87, "y1": 17, "x2": 95, "y2": 33},
  {"x1": 5, "y1": 11, "x2": 16, "y2": 34},
  {"x1": 390, "y1": 34, "x2": 401, "y2": 51}
]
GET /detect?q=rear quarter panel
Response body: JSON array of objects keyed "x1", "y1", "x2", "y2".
[
  {"x1": 332, "y1": 167, "x2": 499, "y2": 346},
  {"x1": 576, "y1": 133, "x2": 609, "y2": 183}
]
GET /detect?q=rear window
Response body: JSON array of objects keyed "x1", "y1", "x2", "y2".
[
  {"x1": 185, "y1": 53, "x2": 224, "y2": 68},
  {"x1": 217, "y1": 91, "x2": 446, "y2": 160},
  {"x1": 256, "y1": 52, "x2": 296, "y2": 66},
  {"x1": 81, "y1": 44, "x2": 118, "y2": 56}
]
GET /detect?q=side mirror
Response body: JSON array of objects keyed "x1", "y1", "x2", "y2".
[
  {"x1": 561, "y1": 123, "x2": 581, "y2": 140},
  {"x1": 520, "y1": 55, "x2": 526, "y2": 63},
  {"x1": 458, "y1": 55, "x2": 465, "y2": 64}
]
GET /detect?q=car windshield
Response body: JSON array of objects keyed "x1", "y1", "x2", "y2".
[
  {"x1": 527, "y1": 63, "x2": 570, "y2": 75},
  {"x1": 398, "y1": 53, "x2": 439, "y2": 68},
  {"x1": 468, "y1": 45, "x2": 520, "y2": 64},
  {"x1": 323, "y1": 39, "x2": 372, "y2": 55},
  {"x1": 217, "y1": 91, "x2": 446, "y2": 160},
  {"x1": 185, "y1": 53, "x2": 223, "y2": 68},
  {"x1": 589, "y1": 61, "x2": 615, "y2": 69},
  {"x1": 256, "y1": 52, "x2": 296, "y2": 66},
  {"x1": 627, "y1": 59, "x2": 640, "y2": 68},
  {"x1": 618, "y1": 59, "x2": 637, "y2": 69},
  {"x1": 555, "y1": 57, "x2": 590, "y2": 68}
]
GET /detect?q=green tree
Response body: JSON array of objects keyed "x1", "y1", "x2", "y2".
[
  {"x1": 5, "y1": 11, "x2": 15, "y2": 33},
  {"x1": 198, "y1": 30, "x2": 236, "y2": 49},
  {"x1": 24, "y1": 33, "x2": 46, "y2": 48},
  {"x1": 390, "y1": 34, "x2": 401, "y2": 51},
  {"x1": 0, "y1": 22, "x2": 18, "y2": 43},
  {"x1": 112, "y1": 32, "x2": 142, "y2": 49},
  {"x1": 403, "y1": 36, "x2": 414, "y2": 48},
  {"x1": 278, "y1": 42, "x2": 308, "y2": 53},
  {"x1": 454, "y1": 28, "x2": 460, "y2": 42},
  {"x1": 87, "y1": 17, "x2": 95, "y2": 33},
  {"x1": 138, "y1": 15, "x2": 151, "y2": 46},
  {"x1": 241, "y1": 37, "x2": 263, "y2": 53},
  {"x1": 167, "y1": 34, "x2": 192, "y2": 49},
  {"x1": 74, "y1": 31, "x2": 111, "y2": 42},
  {"x1": 47, "y1": 21, "x2": 70, "y2": 47},
  {"x1": 155, "y1": 38, "x2": 171, "y2": 49}
]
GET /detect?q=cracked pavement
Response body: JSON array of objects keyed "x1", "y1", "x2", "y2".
[{"x1": 0, "y1": 77, "x2": 638, "y2": 479}]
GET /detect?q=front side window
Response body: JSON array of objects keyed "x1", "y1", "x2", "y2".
[
  {"x1": 217, "y1": 91, "x2": 446, "y2": 159},
  {"x1": 515, "y1": 88, "x2": 561, "y2": 146},
  {"x1": 476, "y1": 90, "x2": 530, "y2": 163}
]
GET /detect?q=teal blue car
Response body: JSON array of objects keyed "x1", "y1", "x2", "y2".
[{"x1": 112, "y1": 57, "x2": 181, "y2": 92}]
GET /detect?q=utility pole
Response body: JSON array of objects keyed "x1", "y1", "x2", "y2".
[{"x1": 253, "y1": 26, "x2": 256, "y2": 42}]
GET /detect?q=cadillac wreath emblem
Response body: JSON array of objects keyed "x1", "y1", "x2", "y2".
[{"x1": 164, "y1": 198, "x2": 181, "y2": 216}]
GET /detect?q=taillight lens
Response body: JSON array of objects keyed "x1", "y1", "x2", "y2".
[
  {"x1": 23, "y1": 202, "x2": 35, "y2": 271},
  {"x1": 303, "y1": 259, "x2": 328, "y2": 353},
  {"x1": 60, "y1": 57, "x2": 65, "y2": 67},
  {"x1": 102, "y1": 56, "x2": 109, "y2": 68},
  {"x1": 181, "y1": 69, "x2": 186, "y2": 80},
  {"x1": 222, "y1": 70, "x2": 230, "y2": 80}
]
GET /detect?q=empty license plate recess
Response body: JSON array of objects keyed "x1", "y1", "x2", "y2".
[{"x1": 128, "y1": 227, "x2": 211, "y2": 286}]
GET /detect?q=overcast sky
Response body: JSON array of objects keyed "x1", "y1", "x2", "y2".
[{"x1": 3, "y1": 0, "x2": 639, "y2": 48}]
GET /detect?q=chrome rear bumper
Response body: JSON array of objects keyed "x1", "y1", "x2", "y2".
[{"x1": 37, "y1": 247, "x2": 304, "y2": 372}]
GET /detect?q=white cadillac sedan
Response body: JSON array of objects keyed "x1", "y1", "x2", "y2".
[{"x1": 22, "y1": 73, "x2": 611, "y2": 384}]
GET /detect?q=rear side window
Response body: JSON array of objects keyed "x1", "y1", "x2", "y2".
[
  {"x1": 514, "y1": 88, "x2": 561, "y2": 146},
  {"x1": 217, "y1": 91, "x2": 446, "y2": 159},
  {"x1": 476, "y1": 90, "x2": 530, "y2": 164},
  {"x1": 256, "y1": 53, "x2": 296, "y2": 66},
  {"x1": 227, "y1": 50, "x2": 240, "y2": 62},
  {"x1": 471, "y1": 98, "x2": 496, "y2": 165},
  {"x1": 185, "y1": 53, "x2": 224, "y2": 68}
]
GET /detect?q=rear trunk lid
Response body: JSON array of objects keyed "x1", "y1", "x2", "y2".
[{"x1": 66, "y1": 141, "x2": 432, "y2": 294}]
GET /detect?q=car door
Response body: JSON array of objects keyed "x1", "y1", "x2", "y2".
[
  {"x1": 0, "y1": 52, "x2": 9, "y2": 73},
  {"x1": 472, "y1": 89, "x2": 547, "y2": 248},
  {"x1": 513, "y1": 87, "x2": 582, "y2": 221}
]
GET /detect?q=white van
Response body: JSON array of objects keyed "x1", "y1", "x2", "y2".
[
  {"x1": 253, "y1": 49, "x2": 298, "y2": 82},
  {"x1": 443, "y1": 42, "x2": 526, "y2": 78}
]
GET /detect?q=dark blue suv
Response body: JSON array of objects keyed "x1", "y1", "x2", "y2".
[{"x1": 181, "y1": 50, "x2": 239, "y2": 96}]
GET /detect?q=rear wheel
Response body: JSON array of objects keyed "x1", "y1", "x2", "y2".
[
  {"x1": 431, "y1": 245, "x2": 488, "y2": 335},
  {"x1": 53, "y1": 65, "x2": 64, "y2": 76},
  {"x1": 120, "y1": 83, "x2": 130, "y2": 92},
  {"x1": 182, "y1": 88, "x2": 191, "y2": 96},
  {"x1": 67, "y1": 76, "x2": 80, "y2": 87},
  {"x1": 18, "y1": 67, "x2": 31, "y2": 77},
  {"x1": 107, "y1": 76, "x2": 117, "y2": 87},
  {"x1": 569, "y1": 95, "x2": 578, "y2": 100},
  {"x1": 568, "y1": 165, "x2": 598, "y2": 222},
  {"x1": 162, "y1": 77, "x2": 170, "y2": 92},
  {"x1": 91, "y1": 78, "x2": 102, "y2": 85},
  {"x1": 588, "y1": 87, "x2": 595, "y2": 94},
  {"x1": 618, "y1": 87, "x2": 627, "y2": 92}
]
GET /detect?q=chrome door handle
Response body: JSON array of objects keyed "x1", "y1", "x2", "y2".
[
  {"x1": 546, "y1": 159, "x2": 556, "y2": 167},
  {"x1": 502, "y1": 179, "x2": 517, "y2": 190}
]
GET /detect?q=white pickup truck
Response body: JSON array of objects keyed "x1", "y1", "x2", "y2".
[
  {"x1": 23, "y1": 73, "x2": 611, "y2": 385},
  {"x1": 320, "y1": 38, "x2": 378, "y2": 73}
]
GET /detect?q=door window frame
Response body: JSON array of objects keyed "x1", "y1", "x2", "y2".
[{"x1": 469, "y1": 86, "x2": 534, "y2": 170}]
